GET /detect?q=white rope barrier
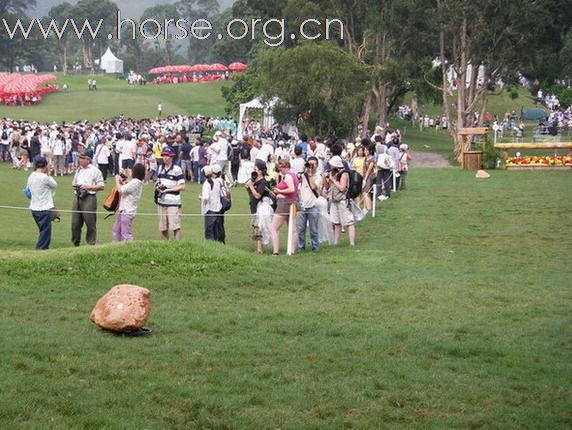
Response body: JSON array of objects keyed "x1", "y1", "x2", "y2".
[{"x1": 0, "y1": 205, "x2": 288, "y2": 218}]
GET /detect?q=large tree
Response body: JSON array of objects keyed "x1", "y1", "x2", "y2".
[
  {"x1": 432, "y1": 0, "x2": 559, "y2": 161},
  {"x1": 47, "y1": 2, "x2": 75, "y2": 75},
  {"x1": 71, "y1": 0, "x2": 118, "y2": 72},
  {"x1": 176, "y1": 0, "x2": 220, "y2": 64},
  {"x1": 0, "y1": 0, "x2": 37, "y2": 71},
  {"x1": 253, "y1": 42, "x2": 368, "y2": 137}
]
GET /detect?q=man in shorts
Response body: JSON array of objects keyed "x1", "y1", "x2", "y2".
[{"x1": 155, "y1": 147, "x2": 185, "y2": 240}]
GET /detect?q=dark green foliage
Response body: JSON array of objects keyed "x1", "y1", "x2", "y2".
[{"x1": 253, "y1": 42, "x2": 369, "y2": 137}]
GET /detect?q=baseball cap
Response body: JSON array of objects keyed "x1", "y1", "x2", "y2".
[
  {"x1": 161, "y1": 147, "x2": 175, "y2": 157},
  {"x1": 211, "y1": 164, "x2": 222, "y2": 174},
  {"x1": 79, "y1": 150, "x2": 93, "y2": 160},
  {"x1": 34, "y1": 156, "x2": 47, "y2": 168}
]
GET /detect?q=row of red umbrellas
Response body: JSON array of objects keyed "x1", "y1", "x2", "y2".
[
  {"x1": 148, "y1": 62, "x2": 247, "y2": 75},
  {"x1": 0, "y1": 73, "x2": 57, "y2": 95}
]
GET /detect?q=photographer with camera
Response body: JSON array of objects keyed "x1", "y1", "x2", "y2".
[
  {"x1": 245, "y1": 160, "x2": 273, "y2": 254},
  {"x1": 71, "y1": 151, "x2": 105, "y2": 246},
  {"x1": 155, "y1": 147, "x2": 185, "y2": 240},
  {"x1": 324, "y1": 156, "x2": 356, "y2": 247},
  {"x1": 297, "y1": 157, "x2": 321, "y2": 252},
  {"x1": 112, "y1": 163, "x2": 145, "y2": 242}
]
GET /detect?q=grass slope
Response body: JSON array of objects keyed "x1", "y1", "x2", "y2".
[
  {"x1": 1, "y1": 167, "x2": 571, "y2": 429},
  {"x1": 0, "y1": 74, "x2": 227, "y2": 123}
]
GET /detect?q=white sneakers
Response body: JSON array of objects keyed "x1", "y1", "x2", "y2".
[{"x1": 377, "y1": 195, "x2": 389, "y2": 201}]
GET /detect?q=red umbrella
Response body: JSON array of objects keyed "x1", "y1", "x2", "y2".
[
  {"x1": 175, "y1": 65, "x2": 194, "y2": 73},
  {"x1": 193, "y1": 64, "x2": 210, "y2": 72},
  {"x1": 148, "y1": 67, "x2": 166, "y2": 74},
  {"x1": 228, "y1": 62, "x2": 248, "y2": 71},
  {"x1": 208, "y1": 63, "x2": 228, "y2": 72}
]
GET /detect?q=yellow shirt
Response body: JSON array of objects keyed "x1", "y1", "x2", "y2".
[{"x1": 352, "y1": 156, "x2": 365, "y2": 175}]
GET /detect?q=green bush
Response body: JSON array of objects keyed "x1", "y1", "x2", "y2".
[{"x1": 482, "y1": 136, "x2": 500, "y2": 169}]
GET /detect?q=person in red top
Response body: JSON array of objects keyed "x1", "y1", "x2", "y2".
[{"x1": 269, "y1": 158, "x2": 299, "y2": 256}]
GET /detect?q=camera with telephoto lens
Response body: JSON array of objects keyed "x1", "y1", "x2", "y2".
[{"x1": 250, "y1": 171, "x2": 258, "y2": 183}]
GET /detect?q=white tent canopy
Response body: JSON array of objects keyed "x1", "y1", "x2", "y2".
[
  {"x1": 237, "y1": 97, "x2": 279, "y2": 139},
  {"x1": 100, "y1": 48, "x2": 124, "y2": 74}
]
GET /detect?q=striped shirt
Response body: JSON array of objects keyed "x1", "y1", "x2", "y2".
[{"x1": 157, "y1": 163, "x2": 184, "y2": 207}]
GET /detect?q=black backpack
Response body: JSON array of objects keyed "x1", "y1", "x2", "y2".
[
  {"x1": 346, "y1": 169, "x2": 363, "y2": 200},
  {"x1": 240, "y1": 142, "x2": 251, "y2": 159},
  {"x1": 1, "y1": 130, "x2": 7, "y2": 140}
]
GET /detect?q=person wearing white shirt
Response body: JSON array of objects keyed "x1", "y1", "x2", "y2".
[
  {"x1": 256, "y1": 139, "x2": 275, "y2": 163},
  {"x1": 113, "y1": 163, "x2": 145, "y2": 242},
  {"x1": 71, "y1": 152, "x2": 105, "y2": 246},
  {"x1": 210, "y1": 131, "x2": 229, "y2": 174},
  {"x1": 95, "y1": 140, "x2": 111, "y2": 181},
  {"x1": 200, "y1": 164, "x2": 224, "y2": 243},
  {"x1": 120, "y1": 134, "x2": 136, "y2": 173},
  {"x1": 27, "y1": 156, "x2": 58, "y2": 249}
]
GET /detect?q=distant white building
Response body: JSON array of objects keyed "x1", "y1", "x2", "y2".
[{"x1": 100, "y1": 48, "x2": 124, "y2": 74}]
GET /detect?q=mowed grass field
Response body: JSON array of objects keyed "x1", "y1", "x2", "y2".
[
  {"x1": 1, "y1": 161, "x2": 571, "y2": 428},
  {"x1": 0, "y1": 74, "x2": 228, "y2": 123},
  {"x1": 1, "y1": 78, "x2": 571, "y2": 428}
]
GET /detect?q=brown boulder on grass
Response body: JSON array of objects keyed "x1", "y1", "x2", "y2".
[
  {"x1": 475, "y1": 170, "x2": 491, "y2": 179},
  {"x1": 90, "y1": 285, "x2": 151, "y2": 332}
]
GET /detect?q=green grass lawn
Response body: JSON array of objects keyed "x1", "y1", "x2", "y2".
[
  {"x1": 1, "y1": 163, "x2": 571, "y2": 429},
  {"x1": 0, "y1": 73, "x2": 228, "y2": 123}
]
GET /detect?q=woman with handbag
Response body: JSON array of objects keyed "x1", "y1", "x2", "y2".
[{"x1": 112, "y1": 163, "x2": 145, "y2": 242}]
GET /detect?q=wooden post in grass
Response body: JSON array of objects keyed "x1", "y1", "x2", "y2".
[
  {"x1": 458, "y1": 127, "x2": 488, "y2": 169},
  {"x1": 286, "y1": 203, "x2": 297, "y2": 256},
  {"x1": 372, "y1": 185, "x2": 377, "y2": 218}
]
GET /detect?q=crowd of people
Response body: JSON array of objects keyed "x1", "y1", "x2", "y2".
[{"x1": 4, "y1": 115, "x2": 411, "y2": 252}]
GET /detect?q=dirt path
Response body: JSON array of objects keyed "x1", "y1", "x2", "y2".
[{"x1": 411, "y1": 150, "x2": 450, "y2": 168}]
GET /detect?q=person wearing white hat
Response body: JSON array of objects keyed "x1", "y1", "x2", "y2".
[
  {"x1": 200, "y1": 164, "x2": 225, "y2": 243},
  {"x1": 324, "y1": 155, "x2": 355, "y2": 247}
]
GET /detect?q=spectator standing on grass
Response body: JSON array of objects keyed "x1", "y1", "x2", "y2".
[
  {"x1": 361, "y1": 143, "x2": 376, "y2": 211},
  {"x1": 155, "y1": 147, "x2": 185, "y2": 241},
  {"x1": 113, "y1": 163, "x2": 145, "y2": 242},
  {"x1": 297, "y1": 157, "x2": 320, "y2": 252},
  {"x1": 245, "y1": 160, "x2": 272, "y2": 254},
  {"x1": 376, "y1": 145, "x2": 394, "y2": 201},
  {"x1": 325, "y1": 155, "x2": 356, "y2": 247},
  {"x1": 95, "y1": 139, "x2": 111, "y2": 181},
  {"x1": 179, "y1": 136, "x2": 192, "y2": 181},
  {"x1": 0, "y1": 125, "x2": 10, "y2": 162},
  {"x1": 398, "y1": 144, "x2": 410, "y2": 190},
  {"x1": 71, "y1": 152, "x2": 105, "y2": 247},
  {"x1": 200, "y1": 164, "x2": 225, "y2": 243},
  {"x1": 27, "y1": 156, "x2": 57, "y2": 250},
  {"x1": 270, "y1": 158, "x2": 299, "y2": 256}
]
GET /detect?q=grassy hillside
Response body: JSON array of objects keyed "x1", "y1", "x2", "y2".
[
  {"x1": 1, "y1": 167, "x2": 571, "y2": 428},
  {"x1": 0, "y1": 74, "x2": 227, "y2": 123}
]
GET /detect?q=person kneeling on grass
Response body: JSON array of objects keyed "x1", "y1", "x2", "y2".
[
  {"x1": 113, "y1": 163, "x2": 145, "y2": 242},
  {"x1": 325, "y1": 155, "x2": 356, "y2": 247}
]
